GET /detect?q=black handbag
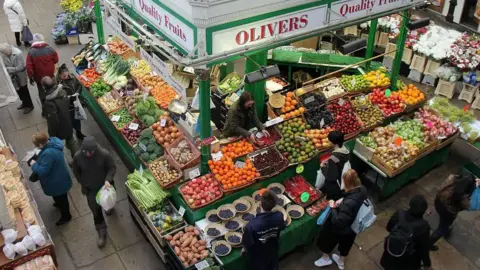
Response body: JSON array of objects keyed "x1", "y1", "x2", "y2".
[{"x1": 29, "y1": 172, "x2": 39, "y2": 182}]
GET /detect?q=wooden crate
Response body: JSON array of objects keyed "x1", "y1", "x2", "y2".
[
  {"x1": 472, "y1": 94, "x2": 480, "y2": 110},
  {"x1": 424, "y1": 59, "x2": 441, "y2": 77},
  {"x1": 436, "y1": 131, "x2": 459, "y2": 150},
  {"x1": 402, "y1": 47, "x2": 413, "y2": 64},
  {"x1": 421, "y1": 74, "x2": 438, "y2": 87},
  {"x1": 458, "y1": 83, "x2": 478, "y2": 103},
  {"x1": 344, "y1": 25, "x2": 358, "y2": 36},
  {"x1": 435, "y1": 79, "x2": 456, "y2": 99},
  {"x1": 408, "y1": 69, "x2": 423, "y2": 83},
  {"x1": 416, "y1": 141, "x2": 438, "y2": 160},
  {"x1": 382, "y1": 56, "x2": 393, "y2": 72},
  {"x1": 371, "y1": 155, "x2": 415, "y2": 178},
  {"x1": 67, "y1": 35, "x2": 79, "y2": 45},
  {"x1": 354, "y1": 138, "x2": 375, "y2": 161},
  {"x1": 410, "y1": 54, "x2": 427, "y2": 73},
  {"x1": 385, "y1": 43, "x2": 397, "y2": 58},
  {"x1": 377, "y1": 32, "x2": 389, "y2": 48}
]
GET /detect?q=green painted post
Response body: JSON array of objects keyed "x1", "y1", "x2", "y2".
[
  {"x1": 390, "y1": 10, "x2": 409, "y2": 90},
  {"x1": 94, "y1": 0, "x2": 105, "y2": 44},
  {"x1": 365, "y1": 19, "x2": 378, "y2": 70},
  {"x1": 244, "y1": 51, "x2": 267, "y2": 121},
  {"x1": 197, "y1": 70, "x2": 211, "y2": 174}
]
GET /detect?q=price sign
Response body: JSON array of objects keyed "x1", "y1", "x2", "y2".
[
  {"x1": 304, "y1": 96, "x2": 315, "y2": 104},
  {"x1": 385, "y1": 89, "x2": 392, "y2": 97},
  {"x1": 255, "y1": 132, "x2": 264, "y2": 139},
  {"x1": 111, "y1": 115, "x2": 120, "y2": 122},
  {"x1": 189, "y1": 168, "x2": 201, "y2": 179},
  {"x1": 235, "y1": 161, "x2": 246, "y2": 168},
  {"x1": 126, "y1": 90, "x2": 133, "y2": 96},
  {"x1": 300, "y1": 192, "x2": 310, "y2": 202},
  {"x1": 178, "y1": 206, "x2": 186, "y2": 217},
  {"x1": 151, "y1": 54, "x2": 169, "y2": 79},
  {"x1": 195, "y1": 260, "x2": 209, "y2": 270},
  {"x1": 265, "y1": 117, "x2": 283, "y2": 127},
  {"x1": 320, "y1": 119, "x2": 325, "y2": 128},
  {"x1": 139, "y1": 165, "x2": 144, "y2": 175},
  {"x1": 128, "y1": 122, "x2": 139, "y2": 130},
  {"x1": 212, "y1": 151, "x2": 223, "y2": 161},
  {"x1": 140, "y1": 48, "x2": 152, "y2": 63},
  {"x1": 119, "y1": 91, "x2": 124, "y2": 97},
  {"x1": 296, "y1": 164, "x2": 304, "y2": 174},
  {"x1": 168, "y1": 77, "x2": 187, "y2": 98},
  {"x1": 143, "y1": 93, "x2": 148, "y2": 102},
  {"x1": 351, "y1": 77, "x2": 357, "y2": 87},
  {"x1": 338, "y1": 98, "x2": 345, "y2": 106},
  {"x1": 160, "y1": 118, "x2": 167, "y2": 127},
  {"x1": 139, "y1": 142, "x2": 147, "y2": 152},
  {"x1": 119, "y1": 31, "x2": 136, "y2": 52}
]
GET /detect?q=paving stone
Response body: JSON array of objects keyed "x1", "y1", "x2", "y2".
[
  {"x1": 105, "y1": 199, "x2": 143, "y2": 250},
  {"x1": 60, "y1": 214, "x2": 116, "y2": 267},
  {"x1": 354, "y1": 223, "x2": 388, "y2": 252},
  {"x1": 118, "y1": 239, "x2": 164, "y2": 270},
  {"x1": 48, "y1": 230, "x2": 76, "y2": 270},
  {"x1": 68, "y1": 180, "x2": 92, "y2": 216},
  {"x1": 8, "y1": 105, "x2": 46, "y2": 131},
  {"x1": 31, "y1": 188, "x2": 80, "y2": 229},
  {"x1": 430, "y1": 239, "x2": 480, "y2": 270},
  {"x1": 443, "y1": 219, "x2": 480, "y2": 269},
  {"x1": 78, "y1": 254, "x2": 126, "y2": 270}
]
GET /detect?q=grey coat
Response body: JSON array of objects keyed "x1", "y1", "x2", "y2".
[
  {"x1": 72, "y1": 145, "x2": 116, "y2": 193},
  {"x1": 2, "y1": 45, "x2": 27, "y2": 87}
]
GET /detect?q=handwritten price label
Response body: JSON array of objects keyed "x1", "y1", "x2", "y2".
[
  {"x1": 139, "y1": 142, "x2": 147, "y2": 152},
  {"x1": 265, "y1": 117, "x2": 283, "y2": 127},
  {"x1": 212, "y1": 151, "x2": 223, "y2": 161},
  {"x1": 338, "y1": 98, "x2": 345, "y2": 106},
  {"x1": 128, "y1": 122, "x2": 139, "y2": 130},
  {"x1": 160, "y1": 119, "x2": 167, "y2": 127},
  {"x1": 235, "y1": 161, "x2": 246, "y2": 168},
  {"x1": 304, "y1": 96, "x2": 315, "y2": 104},
  {"x1": 111, "y1": 115, "x2": 120, "y2": 122},
  {"x1": 178, "y1": 206, "x2": 186, "y2": 216},
  {"x1": 195, "y1": 260, "x2": 209, "y2": 270},
  {"x1": 189, "y1": 168, "x2": 200, "y2": 179}
]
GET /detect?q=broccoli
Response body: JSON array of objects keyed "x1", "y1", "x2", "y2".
[
  {"x1": 154, "y1": 109, "x2": 164, "y2": 120},
  {"x1": 154, "y1": 145, "x2": 164, "y2": 156},
  {"x1": 140, "y1": 138, "x2": 149, "y2": 146},
  {"x1": 135, "y1": 102, "x2": 148, "y2": 115},
  {"x1": 140, "y1": 128, "x2": 153, "y2": 138},
  {"x1": 142, "y1": 115, "x2": 155, "y2": 127},
  {"x1": 146, "y1": 144, "x2": 155, "y2": 152},
  {"x1": 142, "y1": 100, "x2": 151, "y2": 110},
  {"x1": 148, "y1": 137, "x2": 156, "y2": 144},
  {"x1": 141, "y1": 152, "x2": 150, "y2": 161},
  {"x1": 149, "y1": 153, "x2": 157, "y2": 160},
  {"x1": 134, "y1": 147, "x2": 142, "y2": 156}
]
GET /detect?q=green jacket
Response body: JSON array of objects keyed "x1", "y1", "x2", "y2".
[{"x1": 223, "y1": 101, "x2": 264, "y2": 138}]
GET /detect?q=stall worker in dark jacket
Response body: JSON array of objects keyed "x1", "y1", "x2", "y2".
[
  {"x1": 0, "y1": 43, "x2": 33, "y2": 114},
  {"x1": 223, "y1": 91, "x2": 270, "y2": 143},
  {"x1": 57, "y1": 64, "x2": 86, "y2": 140},
  {"x1": 42, "y1": 76, "x2": 78, "y2": 159},
  {"x1": 30, "y1": 132, "x2": 72, "y2": 225},
  {"x1": 242, "y1": 189, "x2": 285, "y2": 270},
  {"x1": 72, "y1": 136, "x2": 116, "y2": 248},
  {"x1": 380, "y1": 195, "x2": 433, "y2": 270},
  {"x1": 430, "y1": 174, "x2": 480, "y2": 251},
  {"x1": 315, "y1": 169, "x2": 367, "y2": 269},
  {"x1": 320, "y1": 131, "x2": 350, "y2": 201}
]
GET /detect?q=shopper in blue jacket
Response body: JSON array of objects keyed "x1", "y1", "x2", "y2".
[
  {"x1": 30, "y1": 132, "x2": 72, "y2": 225},
  {"x1": 242, "y1": 190, "x2": 285, "y2": 270}
]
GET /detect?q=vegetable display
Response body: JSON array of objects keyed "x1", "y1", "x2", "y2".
[
  {"x1": 218, "y1": 73, "x2": 242, "y2": 94},
  {"x1": 110, "y1": 108, "x2": 134, "y2": 129},
  {"x1": 126, "y1": 170, "x2": 170, "y2": 211},
  {"x1": 90, "y1": 79, "x2": 111, "y2": 98},
  {"x1": 391, "y1": 119, "x2": 427, "y2": 149},
  {"x1": 414, "y1": 108, "x2": 457, "y2": 139},
  {"x1": 151, "y1": 84, "x2": 178, "y2": 109},
  {"x1": 100, "y1": 54, "x2": 130, "y2": 85},
  {"x1": 359, "y1": 135, "x2": 377, "y2": 149},
  {"x1": 124, "y1": 89, "x2": 143, "y2": 115},
  {"x1": 121, "y1": 119, "x2": 142, "y2": 145},
  {"x1": 78, "y1": 68, "x2": 100, "y2": 88},
  {"x1": 107, "y1": 37, "x2": 131, "y2": 55},
  {"x1": 179, "y1": 174, "x2": 223, "y2": 208},
  {"x1": 275, "y1": 117, "x2": 316, "y2": 164},
  {"x1": 151, "y1": 116, "x2": 183, "y2": 147},
  {"x1": 135, "y1": 97, "x2": 164, "y2": 127},
  {"x1": 165, "y1": 226, "x2": 209, "y2": 267},
  {"x1": 266, "y1": 77, "x2": 288, "y2": 92},
  {"x1": 328, "y1": 99, "x2": 362, "y2": 135},
  {"x1": 168, "y1": 139, "x2": 196, "y2": 167},
  {"x1": 317, "y1": 78, "x2": 345, "y2": 99},
  {"x1": 136, "y1": 74, "x2": 165, "y2": 90},
  {"x1": 97, "y1": 94, "x2": 122, "y2": 114},
  {"x1": 148, "y1": 202, "x2": 184, "y2": 233},
  {"x1": 130, "y1": 60, "x2": 152, "y2": 78},
  {"x1": 134, "y1": 129, "x2": 164, "y2": 162},
  {"x1": 150, "y1": 158, "x2": 181, "y2": 187}
]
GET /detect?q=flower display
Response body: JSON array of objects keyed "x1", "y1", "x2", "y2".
[
  {"x1": 412, "y1": 25, "x2": 461, "y2": 60},
  {"x1": 447, "y1": 33, "x2": 480, "y2": 71}
]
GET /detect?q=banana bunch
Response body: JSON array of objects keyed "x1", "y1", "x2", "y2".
[
  {"x1": 72, "y1": 52, "x2": 85, "y2": 67},
  {"x1": 60, "y1": 0, "x2": 83, "y2": 12}
]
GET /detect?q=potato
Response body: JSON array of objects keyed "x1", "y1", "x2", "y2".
[
  {"x1": 176, "y1": 240, "x2": 181, "y2": 246},
  {"x1": 198, "y1": 240, "x2": 206, "y2": 245},
  {"x1": 173, "y1": 233, "x2": 180, "y2": 241},
  {"x1": 191, "y1": 246, "x2": 198, "y2": 253},
  {"x1": 198, "y1": 245, "x2": 205, "y2": 251},
  {"x1": 165, "y1": 235, "x2": 173, "y2": 241},
  {"x1": 191, "y1": 258, "x2": 198, "y2": 264},
  {"x1": 182, "y1": 236, "x2": 192, "y2": 247},
  {"x1": 191, "y1": 237, "x2": 198, "y2": 246},
  {"x1": 194, "y1": 229, "x2": 200, "y2": 236},
  {"x1": 187, "y1": 252, "x2": 193, "y2": 262},
  {"x1": 183, "y1": 262, "x2": 189, "y2": 267},
  {"x1": 169, "y1": 240, "x2": 175, "y2": 246},
  {"x1": 179, "y1": 255, "x2": 186, "y2": 263},
  {"x1": 182, "y1": 247, "x2": 191, "y2": 252},
  {"x1": 174, "y1": 246, "x2": 180, "y2": 255}
]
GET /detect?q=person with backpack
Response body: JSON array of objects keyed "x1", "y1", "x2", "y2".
[
  {"x1": 380, "y1": 195, "x2": 433, "y2": 270},
  {"x1": 320, "y1": 131, "x2": 350, "y2": 201},
  {"x1": 429, "y1": 174, "x2": 479, "y2": 251},
  {"x1": 314, "y1": 169, "x2": 367, "y2": 269}
]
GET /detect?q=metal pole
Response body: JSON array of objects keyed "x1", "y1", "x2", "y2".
[
  {"x1": 94, "y1": 0, "x2": 105, "y2": 44},
  {"x1": 197, "y1": 70, "x2": 211, "y2": 174},
  {"x1": 390, "y1": 10, "x2": 409, "y2": 90},
  {"x1": 244, "y1": 51, "x2": 267, "y2": 121},
  {"x1": 365, "y1": 19, "x2": 378, "y2": 70}
]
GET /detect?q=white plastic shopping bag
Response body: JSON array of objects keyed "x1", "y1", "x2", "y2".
[
  {"x1": 13, "y1": 242, "x2": 27, "y2": 256},
  {"x1": 3, "y1": 243, "x2": 15, "y2": 259},
  {"x1": 96, "y1": 185, "x2": 117, "y2": 211},
  {"x1": 21, "y1": 235, "x2": 36, "y2": 251},
  {"x1": 1, "y1": 229, "x2": 17, "y2": 244},
  {"x1": 74, "y1": 95, "x2": 87, "y2": 120}
]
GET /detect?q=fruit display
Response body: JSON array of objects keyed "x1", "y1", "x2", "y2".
[
  {"x1": 266, "y1": 77, "x2": 288, "y2": 92},
  {"x1": 284, "y1": 175, "x2": 321, "y2": 207},
  {"x1": 226, "y1": 233, "x2": 242, "y2": 245},
  {"x1": 149, "y1": 158, "x2": 182, "y2": 187},
  {"x1": 148, "y1": 202, "x2": 184, "y2": 235},
  {"x1": 316, "y1": 78, "x2": 346, "y2": 99},
  {"x1": 207, "y1": 227, "x2": 222, "y2": 237},
  {"x1": 151, "y1": 116, "x2": 183, "y2": 147},
  {"x1": 124, "y1": 89, "x2": 144, "y2": 115},
  {"x1": 391, "y1": 119, "x2": 427, "y2": 149},
  {"x1": 107, "y1": 37, "x2": 131, "y2": 55},
  {"x1": 304, "y1": 106, "x2": 333, "y2": 129},
  {"x1": 135, "y1": 96, "x2": 165, "y2": 127},
  {"x1": 375, "y1": 142, "x2": 418, "y2": 169},
  {"x1": 414, "y1": 108, "x2": 457, "y2": 139},
  {"x1": 168, "y1": 139, "x2": 197, "y2": 168},
  {"x1": 220, "y1": 139, "x2": 255, "y2": 159},
  {"x1": 165, "y1": 226, "x2": 209, "y2": 267},
  {"x1": 298, "y1": 91, "x2": 327, "y2": 111},
  {"x1": 134, "y1": 129, "x2": 165, "y2": 163},
  {"x1": 218, "y1": 208, "x2": 236, "y2": 220},
  {"x1": 351, "y1": 96, "x2": 384, "y2": 129},
  {"x1": 248, "y1": 147, "x2": 289, "y2": 177},
  {"x1": 207, "y1": 212, "x2": 220, "y2": 223},
  {"x1": 218, "y1": 73, "x2": 242, "y2": 94},
  {"x1": 430, "y1": 97, "x2": 474, "y2": 124},
  {"x1": 179, "y1": 174, "x2": 223, "y2": 208},
  {"x1": 213, "y1": 242, "x2": 231, "y2": 256},
  {"x1": 241, "y1": 212, "x2": 255, "y2": 222},
  {"x1": 121, "y1": 119, "x2": 142, "y2": 145},
  {"x1": 97, "y1": 94, "x2": 122, "y2": 114},
  {"x1": 306, "y1": 198, "x2": 328, "y2": 216},
  {"x1": 327, "y1": 99, "x2": 362, "y2": 135},
  {"x1": 110, "y1": 107, "x2": 134, "y2": 129},
  {"x1": 368, "y1": 88, "x2": 405, "y2": 116},
  {"x1": 126, "y1": 170, "x2": 170, "y2": 211},
  {"x1": 224, "y1": 219, "x2": 241, "y2": 231},
  {"x1": 275, "y1": 117, "x2": 317, "y2": 164},
  {"x1": 151, "y1": 84, "x2": 178, "y2": 109},
  {"x1": 130, "y1": 59, "x2": 152, "y2": 79},
  {"x1": 253, "y1": 127, "x2": 281, "y2": 148},
  {"x1": 136, "y1": 74, "x2": 165, "y2": 90},
  {"x1": 370, "y1": 126, "x2": 396, "y2": 147},
  {"x1": 359, "y1": 135, "x2": 377, "y2": 149},
  {"x1": 340, "y1": 75, "x2": 369, "y2": 92},
  {"x1": 208, "y1": 157, "x2": 258, "y2": 191},
  {"x1": 398, "y1": 84, "x2": 425, "y2": 105},
  {"x1": 304, "y1": 127, "x2": 335, "y2": 150},
  {"x1": 364, "y1": 70, "x2": 391, "y2": 88},
  {"x1": 279, "y1": 92, "x2": 298, "y2": 114},
  {"x1": 78, "y1": 67, "x2": 100, "y2": 88},
  {"x1": 90, "y1": 79, "x2": 111, "y2": 98}
]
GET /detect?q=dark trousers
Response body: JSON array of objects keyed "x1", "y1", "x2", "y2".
[
  {"x1": 52, "y1": 193, "x2": 71, "y2": 220},
  {"x1": 14, "y1": 32, "x2": 20, "y2": 45},
  {"x1": 17, "y1": 85, "x2": 33, "y2": 107},
  {"x1": 86, "y1": 189, "x2": 107, "y2": 230},
  {"x1": 430, "y1": 200, "x2": 456, "y2": 245},
  {"x1": 70, "y1": 109, "x2": 82, "y2": 135},
  {"x1": 36, "y1": 80, "x2": 45, "y2": 104},
  {"x1": 317, "y1": 221, "x2": 357, "y2": 256}
]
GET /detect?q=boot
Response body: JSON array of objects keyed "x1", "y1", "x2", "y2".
[
  {"x1": 105, "y1": 208, "x2": 114, "y2": 216},
  {"x1": 97, "y1": 228, "x2": 107, "y2": 248},
  {"x1": 76, "y1": 131, "x2": 86, "y2": 141}
]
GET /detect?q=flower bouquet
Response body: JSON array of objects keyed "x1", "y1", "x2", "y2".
[
  {"x1": 447, "y1": 33, "x2": 480, "y2": 71},
  {"x1": 412, "y1": 25, "x2": 461, "y2": 61}
]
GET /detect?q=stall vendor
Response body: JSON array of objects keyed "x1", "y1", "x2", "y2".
[{"x1": 223, "y1": 91, "x2": 270, "y2": 142}]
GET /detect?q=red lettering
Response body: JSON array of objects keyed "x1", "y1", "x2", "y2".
[
  {"x1": 260, "y1": 25, "x2": 266, "y2": 39},
  {"x1": 299, "y1": 14, "x2": 308, "y2": 28},
  {"x1": 164, "y1": 15, "x2": 169, "y2": 27},
  {"x1": 278, "y1": 19, "x2": 289, "y2": 34},
  {"x1": 339, "y1": 4, "x2": 348, "y2": 16},
  {"x1": 267, "y1": 22, "x2": 277, "y2": 37},
  {"x1": 236, "y1": 31, "x2": 249, "y2": 45},
  {"x1": 250, "y1": 27, "x2": 261, "y2": 42},
  {"x1": 289, "y1": 17, "x2": 300, "y2": 31}
]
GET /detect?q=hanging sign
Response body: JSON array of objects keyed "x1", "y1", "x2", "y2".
[
  {"x1": 210, "y1": 6, "x2": 328, "y2": 54},
  {"x1": 132, "y1": 0, "x2": 195, "y2": 52}
]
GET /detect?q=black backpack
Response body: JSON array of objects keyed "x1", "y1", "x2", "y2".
[{"x1": 385, "y1": 212, "x2": 417, "y2": 258}]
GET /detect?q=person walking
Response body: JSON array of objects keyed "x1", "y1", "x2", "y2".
[
  {"x1": 3, "y1": 0, "x2": 28, "y2": 47},
  {"x1": 72, "y1": 136, "x2": 116, "y2": 248},
  {"x1": 30, "y1": 132, "x2": 72, "y2": 225},
  {"x1": 42, "y1": 76, "x2": 78, "y2": 159},
  {"x1": 57, "y1": 64, "x2": 86, "y2": 140},
  {"x1": 26, "y1": 33, "x2": 58, "y2": 114},
  {"x1": 242, "y1": 189, "x2": 285, "y2": 270},
  {"x1": 314, "y1": 169, "x2": 367, "y2": 269},
  {"x1": 320, "y1": 131, "x2": 350, "y2": 201},
  {"x1": 380, "y1": 195, "x2": 433, "y2": 270},
  {"x1": 0, "y1": 43, "x2": 33, "y2": 114},
  {"x1": 429, "y1": 174, "x2": 480, "y2": 251}
]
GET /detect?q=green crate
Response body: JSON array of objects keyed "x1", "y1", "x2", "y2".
[{"x1": 272, "y1": 49, "x2": 302, "y2": 63}]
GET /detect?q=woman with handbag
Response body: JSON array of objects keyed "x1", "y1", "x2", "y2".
[
  {"x1": 314, "y1": 169, "x2": 367, "y2": 269},
  {"x1": 0, "y1": 43, "x2": 33, "y2": 114},
  {"x1": 3, "y1": 0, "x2": 28, "y2": 46}
]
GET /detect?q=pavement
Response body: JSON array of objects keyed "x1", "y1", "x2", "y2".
[{"x1": 0, "y1": 1, "x2": 479, "y2": 269}]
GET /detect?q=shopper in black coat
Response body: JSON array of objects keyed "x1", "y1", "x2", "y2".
[
  {"x1": 320, "y1": 131, "x2": 349, "y2": 201},
  {"x1": 380, "y1": 195, "x2": 433, "y2": 270},
  {"x1": 315, "y1": 169, "x2": 367, "y2": 269}
]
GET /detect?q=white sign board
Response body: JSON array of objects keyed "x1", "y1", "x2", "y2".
[
  {"x1": 211, "y1": 6, "x2": 327, "y2": 54},
  {"x1": 132, "y1": 0, "x2": 195, "y2": 52},
  {"x1": 330, "y1": 0, "x2": 423, "y2": 22},
  {"x1": 106, "y1": 16, "x2": 135, "y2": 51}
]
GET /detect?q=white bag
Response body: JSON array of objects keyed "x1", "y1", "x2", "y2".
[
  {"x1": 73, "y1": 96, "x2": 87, "y2": 120},
  {"x1": 96, "y1": 185, "x2": 117, "y2": 211},
  {"x1": 31, "y1": 233, "x2": 46, "y2": 247},
  {"x1": 315, "y1": 169, "x2": 326, "y2": 189},
  {"x1": 1, "y1": 229, "x2": 17, "y2": 244},
  {"x1": 3, "y1": 243, "x2": 15, "y2": 259},
  {"x1": 27, "y1": 225, "x2": 42, "y2": 236},
  {"x1": 351, "y1": 199, "x2": 377, "y2": 234},
  {"x1": 13, "y1": 242, "x2": 27, "y2": 256},
  {"x1": 21, "y1": 235, "x2": 36, "y2": 251}
]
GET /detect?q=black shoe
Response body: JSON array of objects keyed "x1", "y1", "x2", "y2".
[
  {"x1": 17, "y1": 104, "x2": 25, "y2": 110},
  {"x1": 105, "y1": 208, "x2": 114, "y2": 216},
  {"x1": 16, "y1": 41, "x2": 21, "y2": 47},
  {"x1": 55, "y1": 216, "x2": 72, "y2": 226},
  {"x1": 23, "y1": 107, "x2": 34, "y2": 114},
  {"x1": 76, "y1": 132, "x2": 86, "y2": 140},
  {"x1": 430, "y1": 245, "x2": 439, "y2": 251},
  {"x1": 24, "y1": 42, "x2": 30, "y2": 47}
]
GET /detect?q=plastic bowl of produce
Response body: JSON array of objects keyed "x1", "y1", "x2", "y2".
[
  {"x1": 225, "y1": 231, "x2": 243, "y2": 247},
  {"x1": 233, "y1": 199, "x2": 251, "y2": 213},
  {"x1": 204, "y1": 223, "x2": 224, "y2": 238},
  {"x1": 217, "y1": 204, "x2": 236, "y2": 221},
  {"x1": 206, "y1": 209, "x2": 221, "y2": 223},
  {"x1": 212, "y1": 240, "x2": 232, "y2": 257},
  {"x1": 286, "y1": 205, "x2": 305, "y2": 219},
  {"x1": 267, "y1": 183, "x2": 285, "y2": 195}
]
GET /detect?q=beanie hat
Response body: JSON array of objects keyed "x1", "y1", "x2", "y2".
[
  {"x1": 408, "y1": 195, "x2": 428, "y2": 218},
  {"x1": 81, "y1": 136, "x2": 97, "y2": 152}
]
